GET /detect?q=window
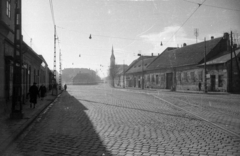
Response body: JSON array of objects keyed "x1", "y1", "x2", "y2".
[
  {"x1": 151, "y1": 74, "x2": 155, "y2": 82},
  {"x1": 177, "y1": 72, "x2": 181, "y2": 82},
  {"x1": 190, "y1": 72, "x2": 195, "y2": 82},
  {"x1": 183, "y1": 72, "x2": 187, "y2": 82},
  {"x1": 6, "y1": 0, "x2": 11, "y2": 18},
  {"x1": 156, "y1": 75, "x2": 159, "y2": 84},
  {"x1": 147, "y1": 74, "x2": 150, "y2": 82},
  {"x1": 198, "y1": 71, "x2": 203, "y2": 81},
  {"x1": 218, "y1": 75, "x2": 224, "y2": 87}
]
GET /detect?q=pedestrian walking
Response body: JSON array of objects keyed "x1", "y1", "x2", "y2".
[
  {"x1": 29, "y1": 82, "x2": 39, "y2": 108},
  {"x1": 198, "y1": 81, "x2": 202, "y2": 91},
  {"x1": 64, "y1": 84, "x2": 67, "y2": 91},
  {"x1": 39, "y1": 84, "x2": 47, "y2": 100}
]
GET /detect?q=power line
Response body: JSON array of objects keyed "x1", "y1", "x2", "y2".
[
  {"x1": 182, "y1": 0, "x2": 240, "y2": 12},
  {"x1": 165, "y1": 0, "x2": 206, "y2": 46}
]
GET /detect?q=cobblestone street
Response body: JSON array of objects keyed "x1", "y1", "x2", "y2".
[{"x1": 4, "y1": 85, "x2": 240, "y2": 156}]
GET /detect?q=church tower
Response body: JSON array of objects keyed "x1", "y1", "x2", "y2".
[{"x1": 110, "y1": 45, "x2": 115, "y2": 66}]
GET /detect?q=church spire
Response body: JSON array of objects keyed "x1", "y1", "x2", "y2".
[{"x1": 110, "y1": 45, "x2": 115, "y2": 65}]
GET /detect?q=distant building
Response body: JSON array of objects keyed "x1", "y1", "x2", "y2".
[
  {"x1": 115, "y1": 64, "x2": 129, "y2": 87},
  {"x1": 125, "y1": 54, "x2": 156, "y2": 88}
]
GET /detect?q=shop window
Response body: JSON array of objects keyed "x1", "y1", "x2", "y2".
[{"x1": 218, "y1": 75, "x2": 224, "y2": 87}]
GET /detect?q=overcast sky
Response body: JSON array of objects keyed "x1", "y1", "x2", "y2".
[{"x1": 22, "y1": 0, "x2": 240, "y2": 77}]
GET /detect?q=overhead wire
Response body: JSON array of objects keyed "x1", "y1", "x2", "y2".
[
  {"x1": 164, "y1": 0, "x2": 206, "y2": 46},
  {"x1": 182, "y1": 0, "x2": 240, "y2": 12}
]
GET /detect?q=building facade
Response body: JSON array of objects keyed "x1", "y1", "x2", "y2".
[
  {"x1": 125, "y1": 33, "x2": 240, "y2": 93},
  {"x1": 0, "y1": 0, "x2": 18, "y2": 115},
  {"x1": 125, "y1": 55, "x2": 156, "y2": 89}
]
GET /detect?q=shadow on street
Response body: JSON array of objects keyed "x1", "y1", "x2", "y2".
[{"x1": 4, "y1": 91, "x2": 112, "y2": 156}]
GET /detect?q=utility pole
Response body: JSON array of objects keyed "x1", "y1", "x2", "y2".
[
  {"x1": 141, "y1": 57, "x2": 144, "y2": 89},
  {"x1": 233, "y1": 44, "x2": 240, "y2": 79},
  {"x1": 204, "y1": 37, "x2": 207, "y2": 93},
  {"x1": 137, "y1": 54, "x2": 144, "y2": 89},
  {"x1": 123, "y1": 60, "x2": 125, "y2": 88},
  {"x1": 230, "y1": 31, "x2": 233, "y2": 92},
  {"x1": 59, "y1": 48, "x2": 62, "y2": 90},
  {"x1": 11, "y1": 0, "x2": 23, "y2": 119},
  {"x1": 52, "y1": 25, "x2": 57, "y2": 95}
]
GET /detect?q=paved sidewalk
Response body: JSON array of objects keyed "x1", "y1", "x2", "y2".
[{"x1": 0, "y1": 91, "x2": 62, "y2": 155}]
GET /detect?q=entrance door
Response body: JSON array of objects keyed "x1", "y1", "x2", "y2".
[
  {"x1": 210, "y1": 75, "x2": 216, "y2": 91},
  {"x1": 166, "y1": 73, "x2": 173, "y2": 89}
]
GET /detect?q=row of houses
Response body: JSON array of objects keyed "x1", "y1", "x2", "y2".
[
  {"x1": 114, "y1": 33, "x2": 240, "y2": 93},
  {"x1": 0, "y1": 0, "x2": 54, "y2": 116}
]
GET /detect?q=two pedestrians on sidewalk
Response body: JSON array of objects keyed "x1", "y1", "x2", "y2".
[
  {"x1": 29, "y1": 83, "x2": 47, "y2": 108},
  {"x1": 39, "y1": 84, "x2": 47, "y2": 100}
]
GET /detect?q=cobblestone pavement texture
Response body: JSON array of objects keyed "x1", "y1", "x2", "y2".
[
  {"x1": 125, "y1": 88, "x2": 240, "y2": 136},
  {"x1": 3, "y1": 84, "x2": 240, "y2": 156},
  {"x1": 0, "y1": 91, "x2": 58, "y2": 155}
]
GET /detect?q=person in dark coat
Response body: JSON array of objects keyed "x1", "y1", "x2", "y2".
[
  {"x1": 198, "y1": 81, "x2": 202, "y2": 91},
  {"x1": 64, "y1": 84, "x2": 67, "y2": 91},
  {"x1": 29, "y1": 82, "x2": 39, "y2": 108},
  {"x1": 39, "y1": 84, "x2": 46, "y2": 100}
]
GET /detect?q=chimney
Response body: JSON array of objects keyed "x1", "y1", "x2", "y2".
[
  {"x1": 183, "y1": 43, "x2": 187, "y2": 47},
  {"x1": 223, "y1": 32, "x2": 230, "y2": 51},
  {"x1": 223, "y1": 32, "x2": 229, "y2": 40},
  {"x1": 211, "y1": 36, "x2": 214, "y2": 40}
]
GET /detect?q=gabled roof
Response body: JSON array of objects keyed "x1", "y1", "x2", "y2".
[
  {"x1": 199, "y1": 48, "x2": 240, "y2": 66},
  {"x1": 126, "y1": 56, "x2": 156, "y2": 74},
  {"x1": 116, "y1": 64, "x2": 129, "y2": 75},
  {"x1": 147, "y1": 37, "x2": 222, "y2": 70}
]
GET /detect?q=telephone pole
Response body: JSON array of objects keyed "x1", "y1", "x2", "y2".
[
  {"x1": 204, "y1": 37, "x2": 207, "y2": 93},
  {"x1": 52, "y1": 25, "x2": 57, "y2": 95},
  {"x1": 230, "y1": 31, "x2": 233, "y2": 92},
  {"x1": 11, "y1": 0, "x2": 23, "y2": 118},
  {"x1": 59, "y1": 48, "x2": 62, "y2": 90}
]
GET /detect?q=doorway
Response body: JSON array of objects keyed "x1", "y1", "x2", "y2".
[
  {"x1": 210, "y1": 75, "x2": 216, "y2": 91},
  {"x1": 166, "y1": 73, "x2": 173, "y2": 89}
]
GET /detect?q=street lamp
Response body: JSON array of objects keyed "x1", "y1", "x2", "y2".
[{"x1": 137, "y1": 54, "x2": 144, "y2": 89}]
